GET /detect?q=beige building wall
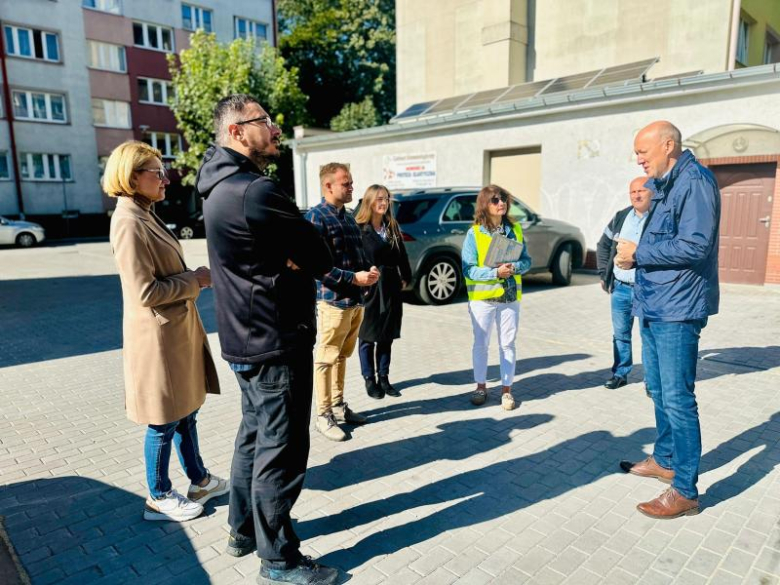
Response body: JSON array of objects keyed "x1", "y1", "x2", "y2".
[
  {"x1": 532, "y1": 0, "x2": 734, "y2": 80},
  {"x1": 396, "y1": 0, "x2": 529, "y2": 112}
]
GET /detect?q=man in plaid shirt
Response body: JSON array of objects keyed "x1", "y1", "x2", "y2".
[{"x1": 305, "y1": 163, "x2": 379, "y2": 441}]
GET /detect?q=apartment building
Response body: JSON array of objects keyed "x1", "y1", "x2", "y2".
[{"x1": 0, "y1": 0, "x2": 275, "y2": 237}]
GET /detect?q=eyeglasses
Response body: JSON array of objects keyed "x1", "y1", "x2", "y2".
[
  {"x1": 235, "y1": 116, "x2": 279, "y2": 130},
  {"x1": 490, "y1": 195, "x2": 508, "y2": 205},
  {"x1": 139, "y1": 168, "x2": 167, "y2": 180}
]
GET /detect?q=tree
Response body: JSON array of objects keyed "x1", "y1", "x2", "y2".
[
  {"x1": 330, "y1": 97, "x2": 379, "y2": 132},
  {"x1": 278, "y1": 0, "x2": 395, "y2": 130},
  {"x1": 167, "y1": 30, "x2": 309, "y2": 186}
]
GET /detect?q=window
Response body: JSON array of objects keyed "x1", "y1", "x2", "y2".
[
  {"x1": 143, "y1": 132, "x2": 182, "y2": 158},
  {"x1": 508, "y1": 200, "x2": 532, "y2": 223},
  {"x1": 137, "y1": 77, "x2": 173, "y2": 105},
  {"x1": 234, "y1": 17, "x2": 267, "y2": 41},
  {"x1": 133, "y1": 21, "x2": 174, "y2": 52},
  {"x1": 92, "y1": 99, "x2": 131, "y2": 128},
  {"x1": 764, "y1": 29, "x2": 780, "y2": 64},
  {"x1": 0, "y1": 152, "x2": 9, "y2": 180},
  {"x1": 442, "y1": 195, "x2": 477, "y2": 222},
  {"x1": 182, "y1": 4, "x2": 213, "y2": 32},
  {"x1": 3, "y1": 25, "x2": 60, "y2": 62},
  {"x1": 86, "y1": 40, "x2": 126, "y2": 72},
  {"x1": 12, "y1": 90, "x2": 67, "y2": 123},
  {"x1": 394, "y1": 198, "x2": 436, "y2": 224},
  {"x1": 82, "y1": 0, "x2": 121, "y2": 14},
  {"x1": 737, "y1": 18, "x2": 750, "y2": 65},
  {"x1": 20, "y1": 153, "x2": 72, "y2": 181}
]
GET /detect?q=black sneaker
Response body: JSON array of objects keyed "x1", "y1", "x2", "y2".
[
  {"x1": 378, "y1": 375, "x2": 400, "y2": 397},
  {"x1": 365, "y1": 376, "x2": 384, "y2": 399},
  {"x1": 258, "y1": 555, "x2": 339, "y2": 585},
  {"x1": 226, "y1": 530, "x2": 256, "y2": 557}
]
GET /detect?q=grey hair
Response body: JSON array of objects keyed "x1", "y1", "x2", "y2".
[
  {"x1": 658, "y1": 122, "x2": 682, "y2": 146},
  {"x1": 213, "y1": 94, "x2": 260, "y2": 146}
]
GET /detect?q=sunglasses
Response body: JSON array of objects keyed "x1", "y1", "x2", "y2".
[
  {"x1": 490, "y1": 195, "x2": 508, "y2": 205},
  {"x1": 139, "y1": 168, "x2": 167, "y2": 180}
]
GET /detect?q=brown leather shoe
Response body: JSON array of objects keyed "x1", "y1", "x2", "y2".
[
  {"x1": 619, "y1": 456, "x2": 674, "y2": 483},
  {"x1": 637, "y1": 487, "x2": 699, "y2": 519}
]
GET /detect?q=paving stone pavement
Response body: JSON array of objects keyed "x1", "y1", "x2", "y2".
[{"x1": 0, "y1": 240, "x2": 779, "y2": 585}]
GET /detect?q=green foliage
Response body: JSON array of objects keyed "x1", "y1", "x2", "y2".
[
  {"x1": 167, "y1": 30, "x2": 308, "y2": 185},
  {"x1": 278, "y1": 0, "x2": 395, "y2": 129},
  {"x1": 330, "y1": 97, "x2": 380, "y2": 132}
]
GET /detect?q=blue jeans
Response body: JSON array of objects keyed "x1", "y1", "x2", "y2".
[
  {"x1": 358, "y1": 339, "x2": 392, "y2": 378},
  {"x1": 641, "y1": 318, "x2": 706, "y2": 500},
  {"x1": 610, "y1": 281, "x2": 635, "y2": 380},
  {"x1": 144, "y1": 410, "x2": 208, "y2": 499}
]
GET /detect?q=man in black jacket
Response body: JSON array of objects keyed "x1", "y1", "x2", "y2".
[
  {"x1": 198, "y1": 95, "x2": 338, "y2": 585},
  {"x1": 596, "y1": 177, "x2": 651, "y2": 390}
]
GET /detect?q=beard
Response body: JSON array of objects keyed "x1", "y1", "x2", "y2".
[{"x1": 249, "y1": 143, "x2": 281, "y2": 170}]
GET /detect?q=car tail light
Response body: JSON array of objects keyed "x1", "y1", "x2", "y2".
[{"x1": 402, "y1": 232, "x2": 415, "y2": 242}]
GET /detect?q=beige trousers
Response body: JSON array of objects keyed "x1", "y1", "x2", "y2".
[{"x1": 314, "y1": 302, "x2": 364, "y2": 416}]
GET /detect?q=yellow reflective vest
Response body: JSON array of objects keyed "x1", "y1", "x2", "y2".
[{"x1": 464, "y1": 223, "x2": 524, "y2": 302}]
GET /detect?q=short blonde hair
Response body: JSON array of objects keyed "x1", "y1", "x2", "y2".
[
  {"x1": 319, "y1": 162, "x2": 350, "y2": 188},
  {"x1": 102, "y1": 141, "x2": 163, "y2": 198}
]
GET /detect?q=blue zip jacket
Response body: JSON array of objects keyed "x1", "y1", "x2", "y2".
[{"x1": 633, "y1": 149, "x2": 720, "y2": 322}]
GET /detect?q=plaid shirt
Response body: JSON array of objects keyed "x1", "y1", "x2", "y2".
[{"x1": 305, "y1": 201, "x2": 369, "y2": 308}]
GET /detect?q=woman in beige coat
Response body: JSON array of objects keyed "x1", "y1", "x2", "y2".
[{"x1": 105, "y1": 141, "x2": 227, "y2": 522}]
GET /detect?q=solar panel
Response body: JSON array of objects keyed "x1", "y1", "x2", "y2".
[
  {"x1": 457, "y1": 87, "x2": 512, "y2": 109},
  {"x1": 539, "y1": 69, "x2": 602, "y2": 95},
  {"x1": 589, "y1": 58, "x2": 659, "y2": 87},
  {"x1": 493, "y1": 79, "x2": 553, "y2": 102},
  {"x1": 424, "y1": 94, "x2": 473, "y2": 114},
  {"x1": 394, "y1": 101, "x2": 438, "y2": 120},
  {"x1": 651, "y1": 70, "x2": 703, "y2": 81}
]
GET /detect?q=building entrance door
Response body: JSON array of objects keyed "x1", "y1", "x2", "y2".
[{"x1": 714, "y1": 164, "x2": 775, "y2": 285}]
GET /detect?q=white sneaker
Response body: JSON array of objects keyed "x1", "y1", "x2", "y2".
[
  {"x1": 316, "y1": 413, "x2": 347, "y2": 442},
  {"x1": 144, "y1": 489, "x2": 203, "y2": 522},
  {"x1": 187, "y1": 473, "x2": 230, "y2": 505}
]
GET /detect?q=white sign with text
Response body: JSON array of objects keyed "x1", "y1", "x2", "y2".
[{"x1": 382, "y1": 153, "x2": 437, "y2": 189}]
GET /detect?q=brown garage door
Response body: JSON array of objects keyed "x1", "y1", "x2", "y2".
[{"x1": 713, "y1": 164, "x2": 775, "y2": 285}]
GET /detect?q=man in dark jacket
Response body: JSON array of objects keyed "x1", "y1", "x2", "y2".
[
  {"x1": 616, "y1": 121, "x2": 720, "y2": 520},
  {"x1": 198, "y1": 95, "x2": 338, "y2": 585},
  {"x1": 596, "y1": 177, "x2": 651, "y2": 389}
]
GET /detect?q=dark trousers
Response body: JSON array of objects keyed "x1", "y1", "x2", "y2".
[
  {"x1": 358, "y1": 339, "x2": 392, "y2": 378},
  {"x1": 228, "y1": 351, "x2": 313, "y2": 569}
]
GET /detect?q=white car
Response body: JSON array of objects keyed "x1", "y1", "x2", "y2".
[{"x1": 0, "y1": 216, "x2": 46, "y2": 247}]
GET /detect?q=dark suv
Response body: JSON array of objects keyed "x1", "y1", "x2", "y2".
[{"x1": 391, "y1": 188, "x2": 587, "y2": 304}]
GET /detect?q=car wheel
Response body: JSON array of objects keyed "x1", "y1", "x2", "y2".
[
  {"x1": 179, "y1": 226, "x2": 194, "y2": 239},
  {"x1": 551, "y1": 243, "x2": 573, "y2": 286},
  {"x1": 417, "y1": 257, "x2": 461, "y2": 305},
  {"x1": 16, "y1": 232, "x2": 37, "y2": 248}
]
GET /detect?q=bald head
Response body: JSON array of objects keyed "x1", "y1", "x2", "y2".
[
  {"x1": 634, "y1": 120, "x2": 683, "y2": 179},
  {"x1": 629, "y1": 176, "x2": 652, "y2": 215}
]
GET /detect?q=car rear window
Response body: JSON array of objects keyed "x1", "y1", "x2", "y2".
[{"x1": 394, "y1": 198, "x2": 436, "y2": 224}]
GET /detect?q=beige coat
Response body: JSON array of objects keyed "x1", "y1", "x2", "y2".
[{"x1": 110, "y1": 196, "x2": 220, "y2": 425}]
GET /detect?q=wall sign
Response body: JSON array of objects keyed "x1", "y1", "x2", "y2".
[{"x1": 383, "y1": 153, "x2": 436, "y2": 189}]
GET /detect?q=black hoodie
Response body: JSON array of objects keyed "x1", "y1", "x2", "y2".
[{"x1": 198, "y1": 145, "x2": 333, "y2": 364}]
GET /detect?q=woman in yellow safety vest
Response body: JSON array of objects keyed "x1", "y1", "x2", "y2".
[{"x1": 461, "y1": 185, "x2": 532, "y2": 410}]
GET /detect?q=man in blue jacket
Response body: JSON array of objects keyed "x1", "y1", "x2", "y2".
[{"x1": 615, "y1": 121, "x2": 720, "y2": 519}]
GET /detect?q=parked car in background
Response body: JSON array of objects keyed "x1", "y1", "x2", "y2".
[
  {"x1": 0, "y1": 216, "x2": 46, "y2": 247},
  {"x1": 384, "y1": 188, "x2": 587, "y2": 305},
  {"x1": 165, "y1": 212, "x2": 205, "y2": 240}
]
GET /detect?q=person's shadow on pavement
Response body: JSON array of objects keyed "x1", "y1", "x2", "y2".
[
  {"x1": 0, "y1": 476, "x2": 214, "y2": 585},
  {"x1": 300, "y1": 427, "x2": 655, "y2": 572},
  {"x1": 701, "y1": 410, "x2": 780, "y2": 509},
  {"x1": 305, "y1": 413, "x2": 554, "y2": 491}
]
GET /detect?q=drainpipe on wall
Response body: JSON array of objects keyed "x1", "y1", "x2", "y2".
[
  {"x1": 727, "y1": 0, "x2": 742, "y2": 70},
  {"x1": 271, "y1": 0, "x2": 279, "y2": 47},
  {"x1": 0, "y1": 26, "x2": 25, "y2": 218}
]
